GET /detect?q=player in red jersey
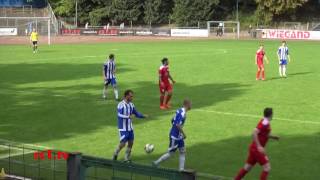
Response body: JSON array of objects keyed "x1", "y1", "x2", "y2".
[
  {"x1": 256, "y1": 45, "x2": 269, "y2": 81},
  {"x1": 159, "y1": 57, "x2": 175, "y2": 110},
  {"x1": 234, "y1": 108, "x2": 280, "y2": 180}
]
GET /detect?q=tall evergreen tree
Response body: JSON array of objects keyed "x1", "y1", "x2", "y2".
[
  {"x1": 143, "y1": 0, "x2": 173, "y2": 25},
  {"x1": 172, "y1": 0, "x2": 219, "y2": 26},
  {"x1": 111, "y1": 0, "x2": 144, "y2": 25}
]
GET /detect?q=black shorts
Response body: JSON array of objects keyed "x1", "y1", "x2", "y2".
[{"x1": 32, "y1": 41, "x2": 37, "y2": 45}]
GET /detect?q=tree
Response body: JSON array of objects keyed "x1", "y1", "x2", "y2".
[
  {"x1": 111, "y1": 0, "x2": 144, "y2": 25},
  {"x1": 255, "y1": 0, "x2": 308, "y2": 24},
  {"x1": 143, "y1": 0, "x2": 174, "y2": 26},
  {"x1": 172, "y1": 0, "x2": 219, "y2": 26}
]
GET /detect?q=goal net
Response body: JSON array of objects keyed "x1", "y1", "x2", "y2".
[{"x1": 207, "y1": 21, "x2": 240, "y2": 39}]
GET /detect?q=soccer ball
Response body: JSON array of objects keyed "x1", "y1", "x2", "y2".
[{"x1": 144, "y1": 144, "x2": 154, "y2": 154}]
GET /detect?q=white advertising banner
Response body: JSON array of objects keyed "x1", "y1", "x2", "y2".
[
  {"x1": 171, "y1": 29, "x2": 208, "y2": 37},
  {"x1": 0, "y1": 28, "x2": 17, "y2": 36},
  {"x1": 261, "y1": 29, "x2": 320, "y2": 40}
]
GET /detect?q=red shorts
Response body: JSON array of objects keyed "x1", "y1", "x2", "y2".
[
  {"x1": 246, "y1": 148, "x2": 269, "y2": 166},
  {"x1": 159, "y1": 82, "x2": 172, "y2": 93},
  {"x1": 257, "y1": 63, "x2": 264, "y2": 69}
]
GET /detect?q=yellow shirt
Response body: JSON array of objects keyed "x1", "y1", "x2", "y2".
[{"x1": 30, "y1": 32, "x2": 38, "y2": 41}]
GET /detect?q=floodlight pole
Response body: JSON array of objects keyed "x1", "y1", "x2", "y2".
[
  {"x1": 236, "y1": 0, "x2": 239, "y2": 21},
  {"x1": 75, "y1": 0, "x2": 78, "y2": 27}
]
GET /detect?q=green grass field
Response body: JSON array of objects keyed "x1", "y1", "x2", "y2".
[{"x1": 0, "y1": 39, "x2": 319, "y2": 180}]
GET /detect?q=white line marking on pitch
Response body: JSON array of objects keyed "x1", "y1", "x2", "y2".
[
  {"x1": 194, "y1": 109, "x2": 320, "y2": 125},
  {"x1": 138, "y1": 103, "x2": 319, "y2": 125}
]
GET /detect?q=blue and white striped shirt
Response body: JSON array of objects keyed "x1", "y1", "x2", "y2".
[
  {"x1": 117, "y1": 100, "x2": 145, "y2": 132},
  {"x1": 170, "y1": 107, "x2": 186, "y2": 140},
  {"x1": 278, "y1": 46, "x2": 289, "y2": 60},
  {"x1": 103, "y1": 60, "x2": 116, "y2": 79}
]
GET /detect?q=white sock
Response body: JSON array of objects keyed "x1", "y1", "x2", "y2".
[
  {"x1": 279, "y1": 66, "x2": 283, "y2": 77},
  {"x1": 124, "y1": 147, "x2": 131, "y2": 161},
  {"x1": 179, "y1": 152, "x2": 185, "y2": 171},
  {"x1": 114, "y1": 89, "x2": 119, "y2": 99},
  {"x1": 154, "y1": 152, "x2": 172, "y2": 165},
  {"x1": 283, "y1": 66, "x2": 287, "y2": 76}
]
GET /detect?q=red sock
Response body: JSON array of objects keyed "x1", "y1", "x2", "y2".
[
  {"x1": 260, "y1": 171, "x2": 269, "y2": 180},
  {"x1": 160, "y1": 95, "x2": 165, "y2": 106},
  {"x1": 262, "y1": 71, "x2": 265, "y2": 79},
  {"x1": 256, "y1": 70, "x2": 261, "y2": 79},
  {"x1": 165, "y1": 94, "x2": 172, "y2": 105},
  {"x1": 235, "y1": 168, "x2": 248, "y2": 180}
]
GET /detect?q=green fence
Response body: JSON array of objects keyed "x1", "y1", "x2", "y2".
[{"x1": 0, "y1": 140, "x2": 198, "y2": 180}]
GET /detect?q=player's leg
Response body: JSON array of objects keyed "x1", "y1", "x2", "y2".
[
  {"x1": 153, "y1": 138, "x2": 176, "y2": 166},
  {"x1": 103, "y1": 80, "x2": 111, "y2": 99},
  {"x1": 235, "y1": 163, "x2": 254, "y2": 180},
  {"x1": 178, "y1": 140, "x2": 186, "y2": 171},
  {"x1": 113, "y1": 131, "x2": 128, "y2": 160},
  {"x1": 124, "y1": 132, "x2": 134, "y2": 162},
  {"x1": 111, "y1": 78, "x2": 119, "y2": 100},
  {"x1": 261, "y1": 65, "x2": 265, "y2": 80},
  {"x1": 164, "y1": 84, "x2": 173, "y2": 108},
  {"x1": 257, "y1": 152, "x2": 270, "y2": 180},
  {"x1": 34, "y1": 42, "x2": 38, "y2": 52},
  {"x1": 235, "y1": 150, "x2": 256, "y2": 180},
  {"x1": 32, "y1": 42, "x2": 36, "y2": 53},
  {"x1": 256, "y1": 66, "x2": 261, "y2": 80},
  {"x1": 159, "y1": 84, "x2": 166, "y2": 109},
  {"x1": 283, "y1": 65, "x2": 287, "y2": 77},
  {"x1": 260, "y1": 163, "x2": 271, "y2": 180}
]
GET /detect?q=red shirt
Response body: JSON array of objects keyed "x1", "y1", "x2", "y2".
[
  {"x1": 256, "y1": 50, "x2": 265, "y2": 64},
  {"x1": 250, "y1": 118, "x2": 271, "y2": 150},
  {"x1": 159, "y1": 65, "x2": 170, "y2": 83}
]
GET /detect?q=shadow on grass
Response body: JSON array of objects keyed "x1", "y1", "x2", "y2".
[
  {"x1": 134, "y1": 133, "x2": 320, "y2": 180},
  {"x1": 268, "y1": 71, "x2": 312, "y2": 81},
  {"x1": 0, "y1": 78, "x2": 248, "y2": 144}
]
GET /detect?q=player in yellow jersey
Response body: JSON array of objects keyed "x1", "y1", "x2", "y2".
[{"x1": 30, "y1": 28, "x2": 39, "y2": 53}]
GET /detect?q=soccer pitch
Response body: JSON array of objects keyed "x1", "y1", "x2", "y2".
[{"x1": 0, "y1": 40, "x2": 319, "y2": 180}]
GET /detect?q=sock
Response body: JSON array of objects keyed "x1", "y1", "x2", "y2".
[
  {"x1": 165, "y1": 94, "x2": 172, "y2": 105},
  {"x1": 256, "y1": 70, "x2": 261, "y2": 79},
  {"x1": 283, "y1": 66, "x2": 286, "y2": 76},
  {"x1": 154, "y1": 152, "x2": 172, "y2": 165},
  {"x1": 160, "y1": 95, "x2": 165, "y2": 106},
  {"x1": 262, "y1": 71, "x2": 265, "y2": 79},
  {"x1": 179, "y1": 153, "x2": 185, "y2": 171},
  {"x1": 235, "y1": 168, "x2": 248, "y2": 180},
  {"x1": 113, "y1": 147, "x2": 120, "y2": 156},
  {"x1": 279, "y1": 66, "x2": 283, "y2": 77},
  {"x1": 260, "y1": 171, "x2": 269, "y2": 180},
  {"x1": 33, "y1": 46, "x2": 35, "y2": 52},
  {"x1": 124, "y1": 147, "x2": 131, "y2": 161},
  {"x1": 114, "y1": 89, "x2": 119, "y2": 99}
]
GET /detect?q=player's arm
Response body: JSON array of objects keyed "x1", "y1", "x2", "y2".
[
  {"x1": 252, "y1": 128, "x2": 264, "y2": 153},
  {"x1": 255, "y1": 53, "x2": 258, "y2": 64},
  {"x1": 277, "y1": 48, "x2": 281, "y2": 61},
  {"x1": 132, "y1": 107, "x2": 148, "y2": 119},
  {"x1": 117, "y1": 105, "x2": 130, "y2": 119},
  {"x1": 102, "y1": 66, "x2": 106, "y2": 80},
  {"x1": 176, "y1": 124, "x2": 186, "y2": 139},
  {"x1": 168, "y1": 71, "x2": 176, "y2": 84},
  {"x1": 269, "y1": 134, "x2": 280, "y2": 140}
]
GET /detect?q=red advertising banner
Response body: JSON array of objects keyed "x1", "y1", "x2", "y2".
[
  {"x1": 98, "y1": 29, "x2": 119, "y2": 36},
  {"x1": 61, "y1": 29, "x2": 81, "y2": 35},
  {"x1": 262, "y1": 29, "x2": 320, "y2": 40}
]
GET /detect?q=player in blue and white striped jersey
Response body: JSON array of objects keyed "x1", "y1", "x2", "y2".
[
  {"x1": 112, "y1": 90, "x2": 148, "y2": 162},
  {"x1": 102, "y1": 54, "x2": 119, "y2": 100},
  {"x1": 153, "y1": 99, "x2": 192, "y2": 171},
  {"x1": 277, "y1": 41, "x2": 291, "y2": 77}
]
